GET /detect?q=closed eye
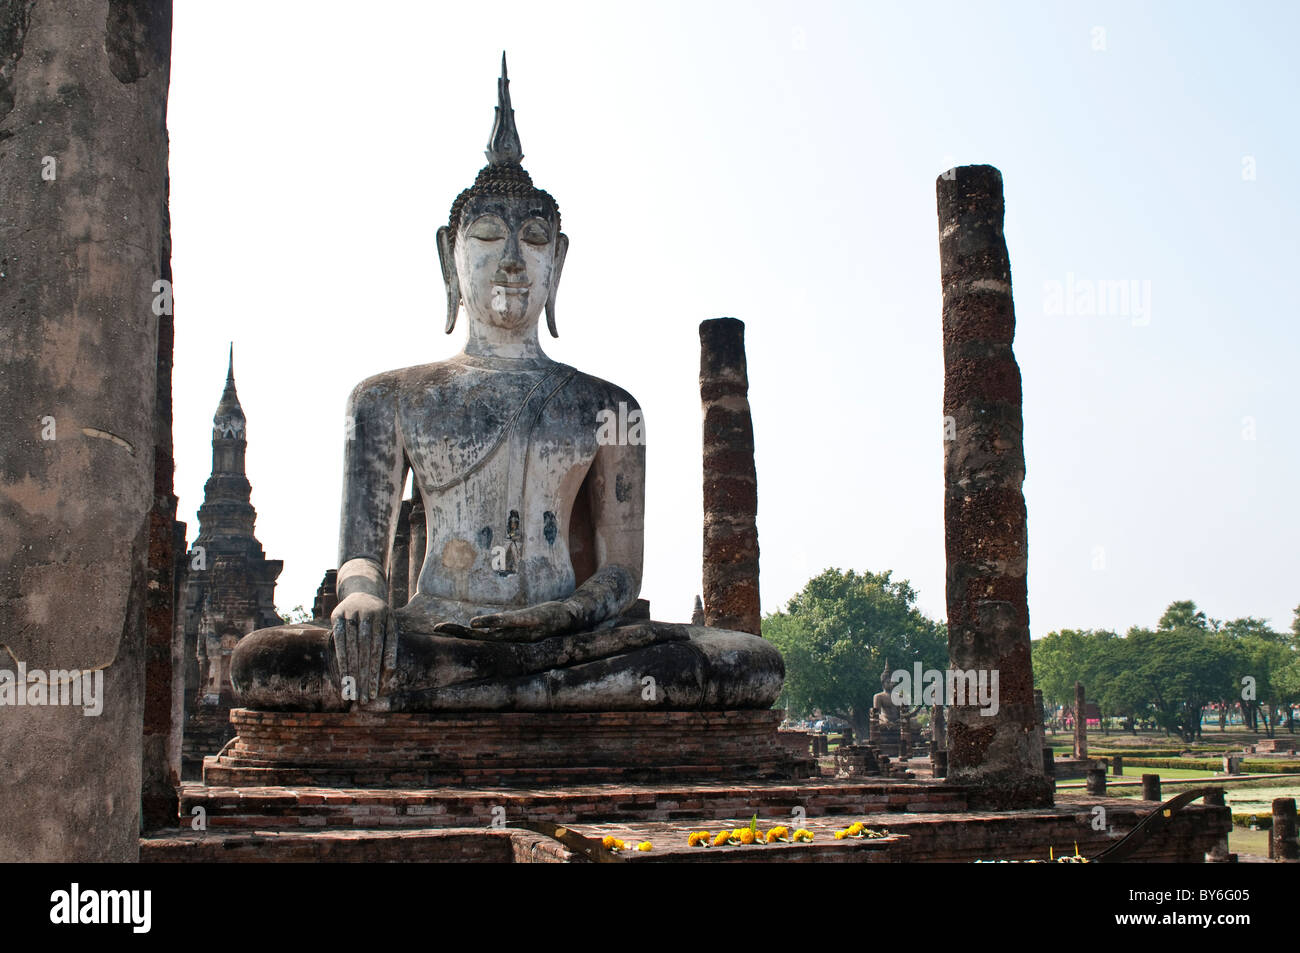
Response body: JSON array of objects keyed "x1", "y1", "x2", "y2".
[{"x1": 467, "y1": 216, "x2": 507, "y2": 241}]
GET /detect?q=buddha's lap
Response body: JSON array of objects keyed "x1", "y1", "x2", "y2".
[{"x1": 230, "y1": 619, "x2": 782, "y2": 709}]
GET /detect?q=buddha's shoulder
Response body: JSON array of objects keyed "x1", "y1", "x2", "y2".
[
  {"x1": 345, "y1": 361, "x2": 465, "y2": 402},
  {"x1": 563, "y1": 368, "x2": 641, "y2": 411}
]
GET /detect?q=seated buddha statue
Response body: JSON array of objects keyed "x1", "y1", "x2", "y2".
[{"x1": 231, "y1": 56, "x2": 783, "y2": 713}]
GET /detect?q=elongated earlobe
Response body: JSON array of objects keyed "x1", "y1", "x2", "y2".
[
  {"x1": 436, "y1": 226, "x2": 460, "y2": 333},
  {"x1": 546, "y1": 232, "x2": 569, "y2": 338}
]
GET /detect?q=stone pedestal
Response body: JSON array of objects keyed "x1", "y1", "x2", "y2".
[
  {"x1": 834, "y1": 744, "x2": 881, "y2": 778},
  {"x1": 204, "y1": 708, "x2": 813, "y2": 787}
]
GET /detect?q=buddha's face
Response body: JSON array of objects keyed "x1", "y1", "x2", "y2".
[{"x1": 455, "y1": 194, "x2": 559, "y2": 332}]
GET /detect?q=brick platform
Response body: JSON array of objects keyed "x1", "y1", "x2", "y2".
[
  {"x1": 202, "y1": 708, "x2": 816, "y2": 787},
  {"x1": 144, "y1": 797, "x2": 1230, "y2": 863},
  {"x1": 180, "y1": 778, "x2": 969, "y2": 830}
]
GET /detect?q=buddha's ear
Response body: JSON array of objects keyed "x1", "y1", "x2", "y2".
[
  {"x1": 546, "y1": 232, "x2": 569, "y2": 338},
  {"x1": 436, "y1": 226, "x2": 460, "y2": 334}
]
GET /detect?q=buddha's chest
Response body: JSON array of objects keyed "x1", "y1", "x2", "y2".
[{"x1": 396, "y1": 369, "x2": 599, "y2": 512}]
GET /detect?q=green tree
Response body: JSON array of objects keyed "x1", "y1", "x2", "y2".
[
  {"x1": 1157, "y1": 600, "x2": 1209, "y2": 632},
  {"x1": 763, "y1": 569, "x2": 946, "y2": 737},
  {"x1": 1128, "y1": 625, "x2": 1239, "y2": 742},
  {"x1": 278, "y1": 604, "x2": 312, "y2": 624}
]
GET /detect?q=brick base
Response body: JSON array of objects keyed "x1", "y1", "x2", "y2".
[
  {"x1": 203, "y1": 708, "x2": 816, "y2": 787},
  {"x1": 180, "y1": 778, "x2": 969, "y2": 830},
  {"x1": 143, "y1": 798, "x2": 1230, "y2": 864}
]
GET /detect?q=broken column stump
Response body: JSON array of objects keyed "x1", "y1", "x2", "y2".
[
  {"x1": 1086, "y1": 766, "x2": 1107, "y2": 796},
  {"x1": 1142, "y1": 774, "x2": 1162, "y2": 801},
  {"x1": 699, "y1": 317, "x2": 760, "y2": 635},
  {"x1": 937, "y1": 165, "x2": 1051, "y2": 809},
  {"x1": 1271, "y1": 798, "x2": 1299, "y2": 861}
]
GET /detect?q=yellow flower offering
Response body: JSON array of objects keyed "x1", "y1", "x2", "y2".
[
  {"x1": 766, "y1": 826, "x2": 790, "y2": 843},
  {"x1": 834, "y1": 829, "x2": 849, "y2": 840},
  {"x1": 712, "y1": 830, "x2": 731, "y2": 847},
  {"x1": 792, "y1": 828, "x2": 814, "y2": 842},
  {"x1": 846, "y1": 822, "x2": 865, "y2": 836},
  {"x1": 738, "y1": 828, "x2": 757, "y2": 845},
  {"x1": 688, "y1": 831, "x2": 710, "y2": 847},
  {"x1": 637, "y1": 841, "x2": 653, "y2": 852},
  {"x1": 602, "y1": 835, "x2": 617, "y2": 850}
]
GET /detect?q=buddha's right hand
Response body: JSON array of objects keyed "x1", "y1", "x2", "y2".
[{"x1": 330, "y1": 592, "x2": 392, "y2": 706}]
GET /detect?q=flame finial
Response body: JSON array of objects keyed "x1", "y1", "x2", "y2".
[{"x1": 485, "y1": 52, "x2": 523, "y2": 166}]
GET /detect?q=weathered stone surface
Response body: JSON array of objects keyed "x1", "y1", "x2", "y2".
[
  {"x1": 0, "y1": 0, "x2": 172, "y2": 861},
  {"x1": 936, "y1": 165, "x2": 1050, "y2": 810}
]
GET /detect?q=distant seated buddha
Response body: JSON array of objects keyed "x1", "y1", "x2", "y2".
[{"x1": 231, "y1": 56, "x2": 782, "y2": 713}]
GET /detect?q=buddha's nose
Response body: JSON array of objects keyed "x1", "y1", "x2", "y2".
[{"x1": 497, "y1": 235, "x2": 526, "y2": 278}]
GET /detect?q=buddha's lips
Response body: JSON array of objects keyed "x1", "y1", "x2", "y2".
[{"x1": 493, "y1": 282, "x2": 530, "y2": 292}]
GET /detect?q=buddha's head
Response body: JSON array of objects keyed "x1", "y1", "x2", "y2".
[{"x1": 437, "y1": 54, "x2": 568, "y2": 339}]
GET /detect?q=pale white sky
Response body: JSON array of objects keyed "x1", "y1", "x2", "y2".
[{"x1": 168, "y1": 1, "x2": 1300, "y2": 636}]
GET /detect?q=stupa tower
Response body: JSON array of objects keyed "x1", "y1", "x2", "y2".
[{"x1": 178, "y1": 347, "x2": 283, "y2": 775}]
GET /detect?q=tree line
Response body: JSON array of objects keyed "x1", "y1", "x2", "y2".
[
  {"x1": 1033, "y1": 600, "x2": 1300, "y2": 742},
  {"x1": 764, "y1": 570, "x2": 1300, "y2": 744}
]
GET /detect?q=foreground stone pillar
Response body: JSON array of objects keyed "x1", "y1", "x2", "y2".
[
  {"x1": 0, "y1": 0, "x2": 173, "y2": 860},
  {"x1": 1074, "y1": 682, "x2": 1088, "y2": 759},
  {"x1": 937, "y1": 165, "x2": 1050, "y2": 809},
  {"x1": 699, "y1": 318, "x2": 760, "y2": 635}
]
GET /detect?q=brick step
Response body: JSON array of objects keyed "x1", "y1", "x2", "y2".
[
  {"x1": 180, "y1": 779, "x2": 970, "y2": 829},
  {"x1": 202, "y1": 759, "x2": 804, "y2": 788},
  {"x1": 205, "y1": 707, "x2": 814, "y2": 787}
]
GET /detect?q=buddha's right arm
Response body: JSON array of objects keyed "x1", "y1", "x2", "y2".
[{"x1": 335, "y1": 377, "x2": 407, "y2": 604}]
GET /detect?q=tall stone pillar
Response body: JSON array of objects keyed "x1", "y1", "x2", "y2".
[
  {"x1": 937, "y1": 165, "x2": 1051, "y2": 809},
  {"x1": 699, "y1": 317, "x2": 760, "y2": 635},
  {"x1": 1074, "y1": 681, "x2": 1088, "y2": 759},
  {"x1": 408, "y1": 498, "x2": 427, "y2": 599},
  {"x1": 0, "y1": 0, "x2": 173, "y2": 860},
  {"x1": 141, "y1": 169, "x2": 179, "y2": 831},
  {"x1": 389, "y1": 499, "x2": 412, "y2": 608}
]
